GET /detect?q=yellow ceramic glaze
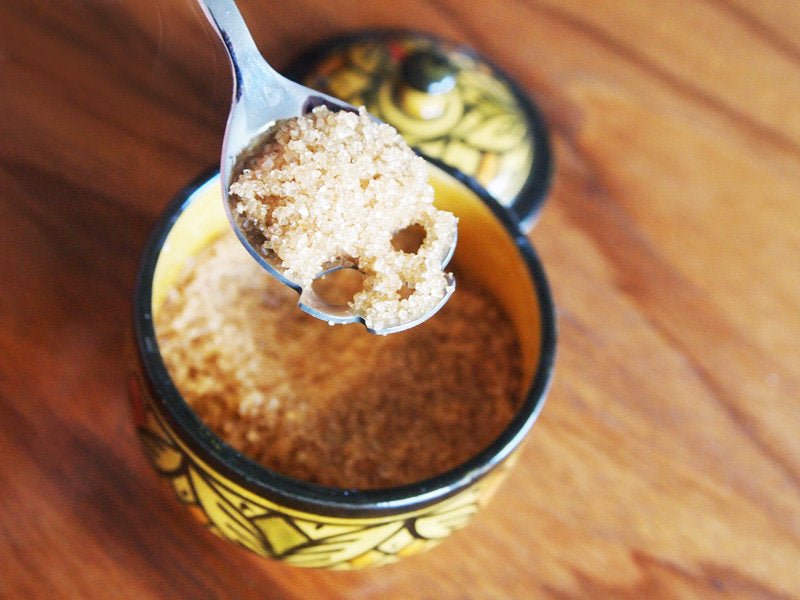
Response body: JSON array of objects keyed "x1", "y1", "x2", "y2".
[
  {"x1": 131, "y1": 166, "x2": 546, "y2": 569},
  {"x1": 131, "y1": 370, "x2": 514, "y2": 569}
]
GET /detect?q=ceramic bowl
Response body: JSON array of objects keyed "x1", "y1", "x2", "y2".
[{"x1": 129, "y1": 161, "x2": 556, "y2": 569}]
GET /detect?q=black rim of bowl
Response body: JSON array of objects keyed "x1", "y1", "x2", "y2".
[
  {"x1": 286, "y1": 28, "x2": 554, "y2": 229},
  {"x1": 133, "y1": 161, "x2": 557, "y2": 519}
]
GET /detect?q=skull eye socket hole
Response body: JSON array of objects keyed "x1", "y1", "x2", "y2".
[
  {"x1": 311, "y1": 268, "x2": 365, "y2": 307},
  {"x1": 391, "y1": 224, "x2": 426, "y2": 254},
  {"x1": 398, "y1": 282, "x2": 414, "y2": 300}
]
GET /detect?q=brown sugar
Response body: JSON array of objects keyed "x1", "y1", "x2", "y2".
[
  {"x1": 228, "y1": 105, "x2": 458, "y2": 331},
  {"x1": 155, "y1": 231, "x2": 522, "y2": 489}
]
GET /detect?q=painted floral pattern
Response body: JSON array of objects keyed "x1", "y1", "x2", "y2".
[{"x1": 130, "y1": 373, "x2": 510, "y2": 569}]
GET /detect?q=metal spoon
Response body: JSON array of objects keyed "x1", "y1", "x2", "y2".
[{"x1": 197, "y1": 0, "x2": 456, "y2": 334}]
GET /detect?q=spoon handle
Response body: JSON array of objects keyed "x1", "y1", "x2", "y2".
[
  {"x1": 198, "y1": 0, "x2": 298, "y2": 189},
  {"x1": 197, "y1": 0, "x2": 282, "y2": 94}
]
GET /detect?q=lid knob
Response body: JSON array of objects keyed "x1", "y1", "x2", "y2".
[
  {"x1": 400, "y1": 50, "x2": 458, "y2": 95},
  {"x1": 394, "y1": 50, "x2": 458, "y2": 120}
]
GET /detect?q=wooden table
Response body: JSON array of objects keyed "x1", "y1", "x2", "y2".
[{"x1": 2, "y1": 1, "x2": 799, "y2": 598}]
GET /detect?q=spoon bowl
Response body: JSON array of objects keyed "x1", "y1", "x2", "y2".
[{"x1": 197, "y1": 0, "x2": 456, "y2": 334}]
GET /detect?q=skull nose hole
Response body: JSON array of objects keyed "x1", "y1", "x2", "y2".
[{"x1": 311, "y1": 268, "x2": 365, "y2": 306}]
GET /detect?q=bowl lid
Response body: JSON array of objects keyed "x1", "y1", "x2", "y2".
[{"x1": 287, "y1": 29, "x2": 553, "y2": 229}]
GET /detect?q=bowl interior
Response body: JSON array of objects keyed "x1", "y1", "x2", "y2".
[{"x1": 153, "y1": 165, "x2": 543, "y2": 397}]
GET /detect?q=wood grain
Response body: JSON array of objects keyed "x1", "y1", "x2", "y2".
[{"x1": 1, "y1": 0, "x2": 799, "y2": 598}]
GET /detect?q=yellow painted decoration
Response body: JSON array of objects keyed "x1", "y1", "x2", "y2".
[
  {"x1": 300, "y1": 35, "x2": 535, "y2": 205},
  {"x1": 131, "y1": 371, "x2": 515, "y2": 569}
]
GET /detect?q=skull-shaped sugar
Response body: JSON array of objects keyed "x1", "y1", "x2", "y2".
[{"x1": 229, "y1": 106, "x2": 458, "y2": 331}]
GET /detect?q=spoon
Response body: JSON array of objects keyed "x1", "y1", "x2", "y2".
[{"x1": 197, "y1": 0, "x2": 456, "y2": 334}]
